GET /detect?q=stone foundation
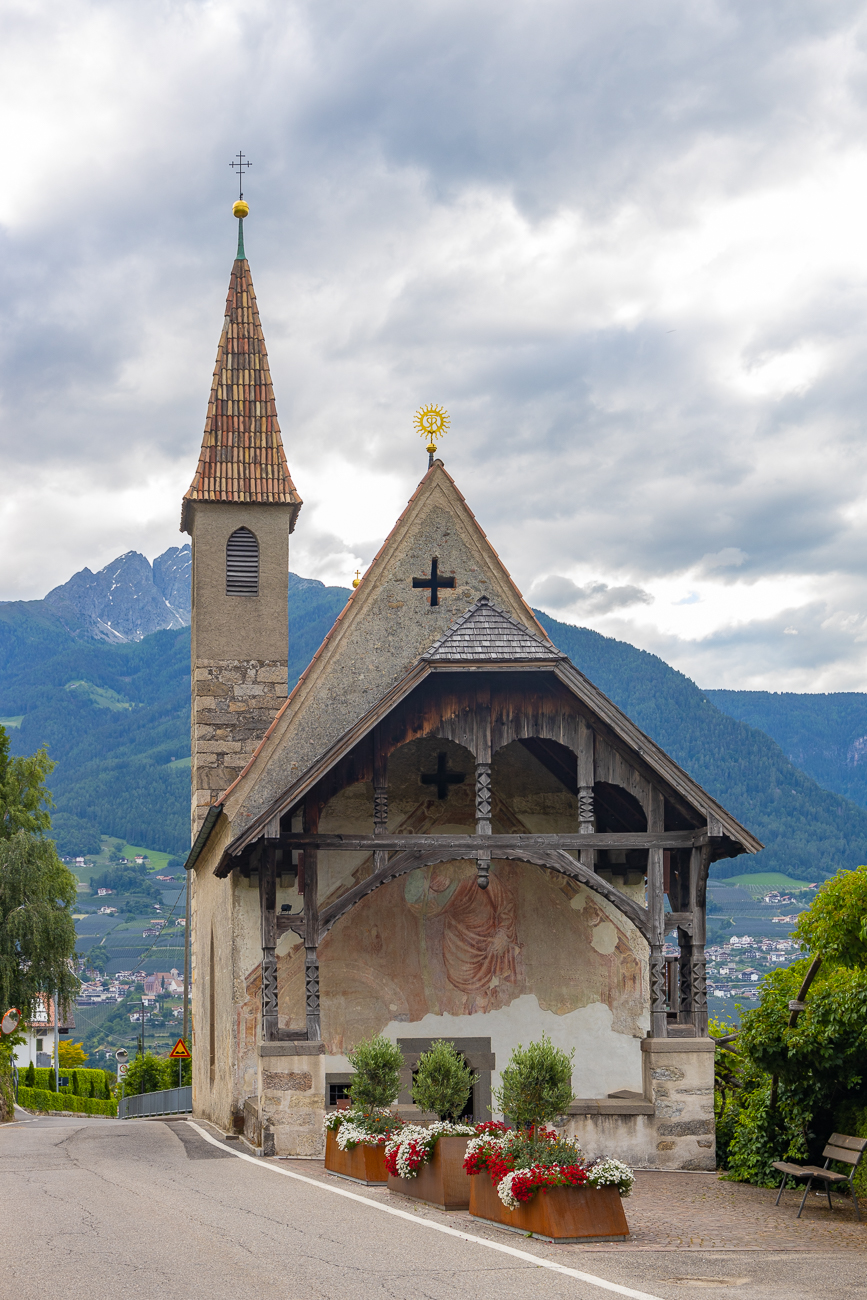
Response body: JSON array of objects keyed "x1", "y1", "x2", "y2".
[
  {"x1": 565, "y1": 1038, "x2": 715, "y2": 1170},
  {"x1": 255, "y1": 1042, "x2": 326, "y2": 1157}
]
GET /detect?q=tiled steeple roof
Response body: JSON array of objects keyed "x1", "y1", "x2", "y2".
[{"x1": 181, "y1": 248, "x2": 302, "y2": 533}]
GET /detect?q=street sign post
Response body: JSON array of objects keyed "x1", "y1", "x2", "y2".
[
  {"x1": 169, "y1": 1037, "x2": 191, "y2": 1087},
  {"x1": 115, "y1": 1048, "x2": 129, "y2": 1112}
]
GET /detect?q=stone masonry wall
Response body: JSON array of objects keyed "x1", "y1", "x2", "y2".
[{"x1": 192, "y1": 658, "x2": 288, "y2": 833}]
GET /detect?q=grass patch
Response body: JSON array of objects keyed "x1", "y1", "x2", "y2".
[
  {"x1": 714, "y1": 872, "x2": 817, "y2": 896},
  {"x1": 0, "y1": 715, "x2": 23, "y2": 729},
  {"x1": 64, "y1": 680, "x2": 134, "y2": 711}
]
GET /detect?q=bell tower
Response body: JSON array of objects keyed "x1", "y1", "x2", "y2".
[{"x1": 181, "y1": 197, "x2": 302, "y2": 836}]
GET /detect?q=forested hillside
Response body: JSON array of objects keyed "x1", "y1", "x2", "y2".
[
  {"x1": 4, "y1": 555, "x2": 867, "y2": 880},
  {"x1": 0, "y1": 574, "x2": 351, "y2": 855},
  {"x1": 706, "y1": 689, "x2": 867, "y2": 811},
  {"x1": 535, "y1": 615, "x2": 867, "y2": 880}
]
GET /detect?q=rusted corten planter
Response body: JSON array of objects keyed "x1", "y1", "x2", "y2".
[
  {"x1": 325, "y1": 1129, "x2": 389, "y2": 1185},
  {"x1": 386, "y1": 1134, "x2": 473, "y2": 1209},
  {"x1": 468, "y1": 1173, "x2": 630, "y2": 1242}
]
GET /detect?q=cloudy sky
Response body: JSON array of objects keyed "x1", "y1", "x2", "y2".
[{"x1": 3, "y1": 0, "x2": 867, "y2": 691}]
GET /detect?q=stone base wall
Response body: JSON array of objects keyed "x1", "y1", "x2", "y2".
[
  {"x1": 256, "y1": 1043, "x2": 326, "y2": 1157},
  {"x1": 565, "y1": 1039, "x2": 716, "y2": 1171},
  {"x1": 192, "y1": 658, "x2": 288, "y2": 832}
]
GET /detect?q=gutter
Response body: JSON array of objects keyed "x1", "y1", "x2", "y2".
[{"x1": 183, "y1": 802, "x2": 224, "y2": 873}]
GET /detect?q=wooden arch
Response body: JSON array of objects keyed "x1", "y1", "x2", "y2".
[{"x1": 317, "y1": 843, "x2": 650, "y2": 942}]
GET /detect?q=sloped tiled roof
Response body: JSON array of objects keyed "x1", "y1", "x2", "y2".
[
  {"x1": 181, "y1": 251, "x2": 302, "y2": 533},
  {"x1": 422, "y1": 596, "x2": 565, "y2": 662}
]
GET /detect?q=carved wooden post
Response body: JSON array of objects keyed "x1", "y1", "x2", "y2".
[
  {"x1": 475, "y1": 688, "x2": 492, "y2": 889},
  {"x1": 303, "y1": 797, "x2": 321, "y2": 1041},
  {"x1": 475, "y1": 762, "x2": 491, "y2": 889},
  {"x1": 647, "y1": 786, "x2": 667, "y2": 1037},
  {"x1": 259, "y1": 846, "x2": 278, "y2": 1042},
  {"x1": 577, "y1": 715, "x2": 595, "y2": 870},
  {"x1": 373, "y1": 725, "x2": 388, "y2": 876},
  {"x1": 690, "y1": 843, "x2": 709, "y2": 1036}
]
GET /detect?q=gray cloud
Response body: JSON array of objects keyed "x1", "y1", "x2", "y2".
[
  {"x1": 3, "y1": 1, "x2": 867, "y2": 688},
  {"x1": 532, "y1": 576, "x2": 654, "y2": 613}
]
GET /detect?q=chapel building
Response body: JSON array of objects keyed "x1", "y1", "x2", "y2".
[{"x1": 182, "y1": 206, "x2": 761, "y2": 1168}]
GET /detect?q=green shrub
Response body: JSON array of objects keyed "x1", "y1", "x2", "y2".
[
  {"x1": 493, "y1": 1034, "x2": 575, "y2": 1128},
  {"x1": 411, "y1": 1041, "x2": 477, "y2": 1121},
  {"x1": 29, "y1": 1065, "x2": 111, "y2": 1095},
  {"x1": 834, "y1": 1101, "x2": 867, "y2": 1199},
  {"x1": 24, "y1": 1061, "x2": 35, "y2": 1087},
  {"x1": 347, "y1": 1034, "x2": 404, "y2": 1109},
  {"x1": 18, "y1": 1085, "x2": 117, "y2": 1116},
  {"x1": 123, "y1": 1053, "x2": 168, "y2": 1096}
]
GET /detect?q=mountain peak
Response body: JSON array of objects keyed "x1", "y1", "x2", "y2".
[{"x1": 43, "y1": 546, "x2": 191, "y2": 643}]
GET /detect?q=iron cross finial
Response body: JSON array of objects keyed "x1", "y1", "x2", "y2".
[{"x1": 230, "y1": 151, "x2": 252, "y2": 200}]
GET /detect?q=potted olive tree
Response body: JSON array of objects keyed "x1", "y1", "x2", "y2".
[
  {"x1": 385, "y1": 1041, "x2": 478, "y2": 1208},
  {"x1": 324, "y1": 1035, "x2": 405, "y2": 1184},
  {"x1": 465, "y1": 1035, "x2": 632, "y2": 1241}
]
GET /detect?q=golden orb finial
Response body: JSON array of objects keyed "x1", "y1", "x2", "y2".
[
  {"x1": 233, "y1": 199, "x2": 249, "y2": 219},
  {"x1": 352, "y1": 569, "x2": 361, "y2": 589},
  {"x1": 414, "y1": 405, "x2": 449, "y2": 464}
]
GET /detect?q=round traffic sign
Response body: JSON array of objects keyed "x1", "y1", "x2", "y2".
[{"x1": 1, "y1": 1008, "x2": 20, "y2": 1035}]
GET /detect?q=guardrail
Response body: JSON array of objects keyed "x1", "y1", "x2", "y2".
[{"x1": 118, "y1": 1085, "x2": 192, "y2": 1118}]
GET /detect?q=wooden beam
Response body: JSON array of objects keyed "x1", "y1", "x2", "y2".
[
  {"x1": 316, "y1": 843, "x2": 650, "y2": 941},
  {"x1": 273, "y1": 830, "x2": 705, "y2": 851},
  {"x1": 647, "y1": 786, "x2": 667, "y2": 1038}
]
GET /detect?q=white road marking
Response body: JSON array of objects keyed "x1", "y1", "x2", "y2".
[{"x1": 187, "y1": 1121, "x2": 664, "y2": 1300}]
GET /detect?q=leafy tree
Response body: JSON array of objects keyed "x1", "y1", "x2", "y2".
[
  {"x1": 58, "y1": 1040, "x2": 89, "y2": 1069},
  {"x1": 411, "y1": 1041, "x2": 477, "y2": 1121},
  {"x1": 123, "y1": 1052, "x2": 167, "y2": 1095},
  {"x1": 494, "y1": 1034, "x2": 574, "y2": 1128},
  {"x1": 793, "y1": 866, "x2": 867, "y2": 967},
  {"x1": 0, "y1": 727, "x2": 54, "y2": 839},
  {"x1": 0, "y1": 831, "x2": 78, "y2": 1020},
  {"x1": 724, "y1": 868, "x2": 867, "y2": 1184},
  {"x1": 347, "y1": 1034, "x2": 404, "y2": 1109}
]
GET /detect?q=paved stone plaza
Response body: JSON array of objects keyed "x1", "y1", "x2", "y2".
[{"x1": 288, "y1": 1158, "x2": 866, "y2": 1254}]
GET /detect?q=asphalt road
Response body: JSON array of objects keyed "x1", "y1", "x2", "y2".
[{"x1": 2, "y1": 1114, "x2": 864, "y2": 1300}]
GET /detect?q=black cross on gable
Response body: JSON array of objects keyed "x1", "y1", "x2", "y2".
[
  {"x1": 412, "y1": 557, "x2": 455, "y2": 606},
  {"x1": 421, "y1": 752, "x2": 465, "y2": 800}
]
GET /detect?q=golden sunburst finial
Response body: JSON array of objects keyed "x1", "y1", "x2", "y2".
[
  {"x1": 415, "y1": 405, "x2": 449, "y2": 466},
  {"x1": 352, "y1": 569, "x2": 361, "y2": 589}
]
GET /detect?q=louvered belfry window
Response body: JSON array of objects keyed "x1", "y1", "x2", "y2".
[{"x1": 226, "y1": 527, "x2": 259, "y2": 597}]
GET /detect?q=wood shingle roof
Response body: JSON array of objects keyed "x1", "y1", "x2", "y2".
[
  {"x1": 422, "y1": 596, "x2": 565, "y2": 663},
  {"x1": 181, "y1": 254, "x2": 301, "y2": 533}
]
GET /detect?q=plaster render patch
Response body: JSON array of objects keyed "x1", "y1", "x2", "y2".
[
  {"x1": 378, "y1": 995, "x2": 643, "y2": 1102},
  {"x1": 590, "y1": 921, "x2": 617, "y2": 955}
]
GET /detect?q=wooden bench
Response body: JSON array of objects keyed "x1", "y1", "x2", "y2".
[{"x1": 773, "y1": 1132, "x2": 866, "y2": 1220}]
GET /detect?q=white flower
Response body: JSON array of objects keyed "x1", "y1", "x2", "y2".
[
  {"x1": 497, "y1": 1170, "x2": 523, "y2": 1210},
  {"x1": 587, "y1": 1158, "x2": 635, "y2": 1196},
  {"x1": 386, "y1": 1121, "x2": 476, "y2": 1179}
]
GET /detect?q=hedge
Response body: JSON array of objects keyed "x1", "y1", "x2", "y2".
[
  {"x1": 18, "y1": 1086, "x2": 118, "y2": 1117},
  {"x1": 23, "y1": 1067, "x2": 113, "y2": 1099}
]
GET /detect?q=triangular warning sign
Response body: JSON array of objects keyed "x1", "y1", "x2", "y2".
[{"x1": 169, "y1": 1038, "x2": 191, "y2": 1059}]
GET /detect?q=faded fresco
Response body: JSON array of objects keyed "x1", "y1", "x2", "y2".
[{"x1": 248, "y1": 857, "x2": 646, "y2": 1055}]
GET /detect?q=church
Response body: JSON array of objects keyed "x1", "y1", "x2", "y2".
[{"x1": 181, "y1": 200, "x2": 761, "y2": 1169}]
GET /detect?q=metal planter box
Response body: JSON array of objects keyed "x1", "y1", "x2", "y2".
[
  {"x1": 468, "y1": 1173, "x2": 630, "y2": 1242},
  {"x1": 386, "y1": 1134, "x2": 473, "y2": 1210},
  {"x1": 324, "y1": 1129, "x2": 389, "y2": 1185}
]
